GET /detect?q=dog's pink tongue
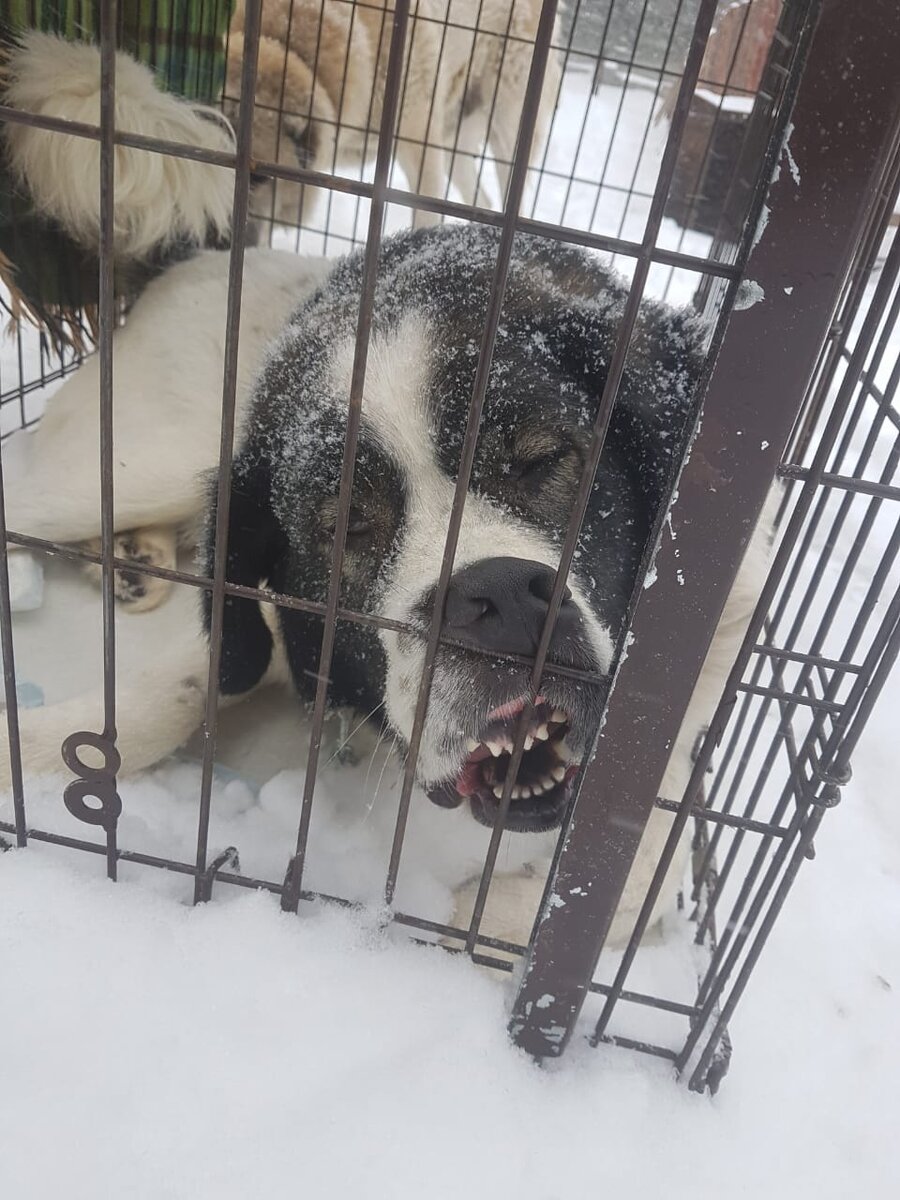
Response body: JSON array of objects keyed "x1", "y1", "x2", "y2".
[{"x1": 428, "y1": 757, "x2": 485, "y2": 807}]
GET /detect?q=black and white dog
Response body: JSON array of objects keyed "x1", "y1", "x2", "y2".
[{"x1": 2, "y1": 226, "x2": 771, "y2": 947}]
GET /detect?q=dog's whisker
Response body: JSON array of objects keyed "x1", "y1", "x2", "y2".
[
  {"x1": 366, "y1": 733, "x2": 400, "y2": 822},
  {"x1": 323, "y1": 701, "x2": 385, "y2": 768},
  {"x1": 362, "y1": 720, "x2": 392, "y2": 801}
]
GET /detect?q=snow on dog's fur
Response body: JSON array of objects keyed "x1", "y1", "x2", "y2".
[
  {"x1": 1, "y1": 228, "x2": 772, "y2": 949},
  {"x1": 1, "y1": 31, "x2": 235, "y2": 259}
]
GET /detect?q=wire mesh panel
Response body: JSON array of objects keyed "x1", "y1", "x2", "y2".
[{"x1": 0, "y1": 0, "x2": 898, "y2": 1094}]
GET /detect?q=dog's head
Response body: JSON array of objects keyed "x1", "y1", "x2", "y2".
[
  {"x1": 204, "y1": 227, "x2": 703, "y2": 832},
  {"x1": 225, "y1": 32, "x2": 335, "y2": 224}
]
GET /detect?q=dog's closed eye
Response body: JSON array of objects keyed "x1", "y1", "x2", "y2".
[
  {"x1": 319, "y1": 502, "x2": 373, "y2": 544},
  {"x1": 512, "y1": 443, "x2": 582, "y2": 493}
]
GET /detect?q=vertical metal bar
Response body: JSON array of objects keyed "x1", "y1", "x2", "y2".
[
  {"x1": 0, "y1": 454, "x2": 26, "y2": 844},
  {"x1": 98, "y1": 0, "x2": 118, "y2": 744},
  {"x1": 97, "y1": 0, "x2": 120, "y2": 881},
  {"x1": 280, "y1": 0, "x2": 413, "y2": 914},
  {"x1": 382, "y1": 0, "x2": 561, "y2": 907},
  {"x1": 509, "y1": 0, "x2": 900, "y2": 1060},
  {"x1": 193, "y1": 0, "x2": 263, "y2": 903}
]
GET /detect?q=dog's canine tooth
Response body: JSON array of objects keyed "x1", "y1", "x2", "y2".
[
  {"x1": 551, "y1": 765, "x2": 566, "y2": 783},
  {"x1": 534, "y1": 723, "x2": 549, "y2": 741},
  {"x1": 466, "y1": 737, "x2": 479, "y2": 752},
  {"x1": 486, "y1": 740, "x2": 504, "y2": 757},
  {"x1": 556, "y1": 743, "x2": 573, "y2": 763},
  {"x1": 550, "y1": 708, "x2": 567, "y2": 724},
  {"x1": 523, "y1": 733, "x2": 534, "y2": 751},
  {"x1": 492, "y1": 784, "x2": 505, "y2": 799}
]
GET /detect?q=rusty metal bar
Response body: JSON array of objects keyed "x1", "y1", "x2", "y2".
[
  {"x1": 509, "y1": 0, "x2": 900, "y2": 1060},
  {"x1": 280, "y1": 0, "x2": 413, "y2": 913},
  {"x1": 192, "y1": 0, "x2": 263, "y2": 904}
]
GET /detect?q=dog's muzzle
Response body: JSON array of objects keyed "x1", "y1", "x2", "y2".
[{"x1": 424, "y1": 556, "x2": 600, "y2": 833}]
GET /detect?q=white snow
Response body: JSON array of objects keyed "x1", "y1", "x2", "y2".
[
  {"x1": 734, "y1": 279, "x2": 766, "y2": 310},
  {"x1": 1, "y1": 47, "x2": 900, "y2": 1200}
]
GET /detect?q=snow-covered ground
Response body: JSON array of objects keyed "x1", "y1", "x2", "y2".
[{"x1": 2, "y1": 43, "x2": 900, "y2": 1200}]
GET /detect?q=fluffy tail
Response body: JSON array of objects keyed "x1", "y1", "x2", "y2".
[{"x1": 1, "y1": 31, "x2": 235, "y2": 261}]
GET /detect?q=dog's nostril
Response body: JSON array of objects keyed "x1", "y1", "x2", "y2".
[
  {"x1": 444, "y1": 593, "x2": 496, "y2": 629},
  {"x1": 528, "y1": 571, "x2": 572, "y2": 606}
]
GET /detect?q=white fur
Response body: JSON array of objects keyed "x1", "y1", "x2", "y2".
[
  {"x1": 4, "y1": 248, "x2": 331, "y2": 544},
  {"x1": 2, "y1": 32, "x2": 236, "y2": 259}
]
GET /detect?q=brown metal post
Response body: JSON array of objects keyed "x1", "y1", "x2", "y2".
[{"x1": 509, "y1": 0, "x2": 900, "y2": 1059}]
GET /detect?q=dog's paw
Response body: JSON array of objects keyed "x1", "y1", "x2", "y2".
[{"x1": 82, "y1": 527, "x2": 176, "y2": 613}]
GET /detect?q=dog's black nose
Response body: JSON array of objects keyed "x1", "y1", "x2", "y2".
[{"x1": 442, "y1": 557, "x2": 580, "y2": 657}]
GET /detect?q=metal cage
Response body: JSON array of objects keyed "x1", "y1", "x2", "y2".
[{"x1": 1, "y1": 0, "x2": 898, "y2": 1093}]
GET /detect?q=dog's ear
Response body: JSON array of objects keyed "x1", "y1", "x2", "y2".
[
  {"x1": 202, "y1": 454, "x2": 285, "y2": 696},
  {"x1": 545, "y1": 286, "x2": 705, "y2": 513}
]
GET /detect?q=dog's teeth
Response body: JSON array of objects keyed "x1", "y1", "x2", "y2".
[
  {"x1": 556, "y1": 742, "x2": 572, "y2": 763},
  {"x1": 510, "y1": 785, "x2": 522, "y2": 799},
  {"x1": 534, "y1": 723, "x2": 549, "y2": 741},
  {"x1": 487, "y1": 740, "x2": 504, "y2": 757},
  {"x1": 551, "y1": 708, "x2": 566, "y2": 723},
  {"x1": 466, "y1": 738, "x2": 479, "y2": 752},
  {"x1": 503, "y1": 737, "x2": 516, "y2": 754},
  {"x1": 523, "y1": 733, "x2": 534, "y2": 751},
  {"x1": 492, "y1": 784, "x2": 504, "y2": 799},
  {"x1": 520, "y1": 786, "x2": 532, "y2": 798},
  {"x1": 551, "y1": 765, "x2": 566, "y2": 783},
  {"x1": 532, "y1": 779, "x2": 547, "y2": 794}
]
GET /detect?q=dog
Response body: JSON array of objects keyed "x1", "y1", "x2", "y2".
[
  {"x1": 1, "y1": 30, "x2": 235, "y2": 263},
  {"x1": 1, "y1": 227, "x2": 772, "y2": 952},
  {"x1": 226, "y1": 0, "x2": 562, "y2": 228}
]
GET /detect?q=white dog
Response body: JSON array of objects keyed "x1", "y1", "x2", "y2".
[
  {"x1": 227, "y1": 0, "x2": 562, "y2": 226},
  {"x1": 1, "y1": 236, "x2": 772, "y2": 954}
]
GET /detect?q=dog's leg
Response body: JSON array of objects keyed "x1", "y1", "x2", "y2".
[
  {"x1": 447, "y1": 121, "x2": 495, "y2": 208},
  {"x1": 484, "y1": 39, "x2": 561, "y2": 211},
  {"x1": 81, "y1": 526, "x2": 178, "y2": 613},
  {"x1": 0, "y1": 643, "x2": 209, "y2": 783},
  {"x1": 395, "y1": 139, "x2": 445, "y2": 229}
]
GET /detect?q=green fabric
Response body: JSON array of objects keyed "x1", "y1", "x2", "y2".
[{"x1": 1, "y1": 1, "x2": 235, "y2": 101}]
